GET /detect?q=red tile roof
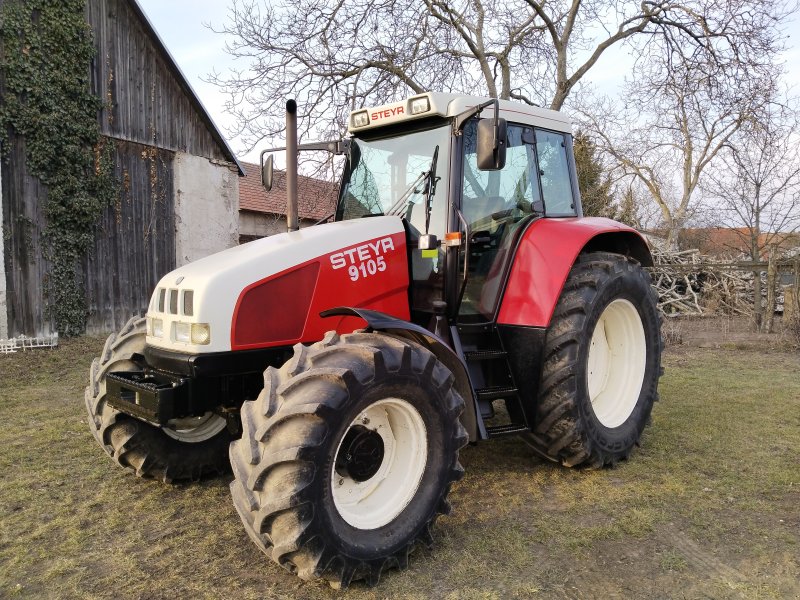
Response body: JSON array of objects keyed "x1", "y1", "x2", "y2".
[
  {"x1": 679, "y1": 227, "x2": 800, "y2": 258},
  {"x1": 239, "y1": 161, "x2": 339, "y2": 221}
]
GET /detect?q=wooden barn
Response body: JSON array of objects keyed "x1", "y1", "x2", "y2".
[{"x1": 0, "y1": 0, "x2": 243, "y2": 339}]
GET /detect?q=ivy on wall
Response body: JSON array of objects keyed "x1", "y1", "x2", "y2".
[{"x1": 0, "y1": 0, "x2": 115, "y2": 335}]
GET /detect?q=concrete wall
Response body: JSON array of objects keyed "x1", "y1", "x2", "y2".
[
  {"x1": 173, "y1": 152, "x2": 239, "y2": 265},
  {"x1": 0, "y1": 166, "x2": 7, "y2": 339},
  {"x1": 240, "y1": 211, "x2": 288, "y2": 239},
  {"x1": 239, "y1": 210, "x2": 318, "y2": 242}
]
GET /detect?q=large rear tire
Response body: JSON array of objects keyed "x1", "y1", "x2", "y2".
[
  {"x1": 84, "y1": 316, "x2": 231, "y2": 482},
  {"x1": 229, "y1": 331, "x2": 467, "y2": 588},
  {"x1": 525, "y1": 252, "x2": 662, "y2": 468}
]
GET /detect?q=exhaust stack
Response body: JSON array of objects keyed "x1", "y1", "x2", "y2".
[{"x1": 286, "y1": 99, "x2": 299, "y2": 232}]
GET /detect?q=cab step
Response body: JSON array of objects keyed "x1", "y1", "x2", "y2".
[
  {"x1": 486, "y1": 424, "x2": 530, "y2": 437},
  {"x1": 475, "y1": 385, "x2": 518, "y2": 401},
  {"x1": 464, "y1": 349, "x2": 508, "y2": 361}
]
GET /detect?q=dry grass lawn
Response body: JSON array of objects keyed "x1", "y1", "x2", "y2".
[{"x1": 0, "y1": 335, "x2": 798, "y2": 599}]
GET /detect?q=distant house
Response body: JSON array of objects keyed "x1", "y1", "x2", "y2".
[
  {"x1": 239, "y1": 162, "x2": 338, "y2": 243},
  {"x1": 0, "y1": 0, "x2": 243, "y2": 338},
  {"x1": 678, "y1": 227, "x2": 800, "y2": 259}
]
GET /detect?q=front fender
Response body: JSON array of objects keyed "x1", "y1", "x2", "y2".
[
  {"x1": 497, "y1": 217, "x2": 652, "y2": 328},
  {"x1": 321, "y1": 307, "x2": 481, "y2": 442}
]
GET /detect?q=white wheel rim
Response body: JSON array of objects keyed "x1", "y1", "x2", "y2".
[
  {"x1": 162, "y1": 412, "x2": 227, "y2": 442},
  {"x1": 586, "y1": 299, "x2": 647, "y2": 428},
  {"x1": 332, "y1": 398, "x2": 428, "y2": 530}
]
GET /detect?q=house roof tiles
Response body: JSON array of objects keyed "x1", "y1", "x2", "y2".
[{"x1": 239, "y1": 161, "x2": 338, "y2": 221}]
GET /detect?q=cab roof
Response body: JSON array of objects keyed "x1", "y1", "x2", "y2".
[{"x1": 348, "y1": 92, "x2": 573, "y2": 135}]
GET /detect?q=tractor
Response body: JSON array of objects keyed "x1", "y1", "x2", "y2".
[{"x1": 85, "y1": 93, "x2": 662, "y2": 588}]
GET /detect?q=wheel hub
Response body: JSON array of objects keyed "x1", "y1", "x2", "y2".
[
  {"x1": 335, "y1": 425, "x2": 385, "y2": 482},
  {"x1": 586, "y1": 298, "x2": 647, "y2": 428},
  {"x1": 162, "y1": 411, "x2": 227, "y2": 442},
  {"x1": 331, "y1": 398, "x2": 428, "y2": 530}
]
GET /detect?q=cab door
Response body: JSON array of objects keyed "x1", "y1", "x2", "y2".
[
  {"x1": 454, "y1": 120, "x2": 578, "y2": 322},
  {"x1": 456, "y1": 121, "x2": 541, "y2": 321}
]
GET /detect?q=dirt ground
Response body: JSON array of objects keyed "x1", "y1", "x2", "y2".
[{"x1": 0, "y1": 319, "x2": 798, "y2": 599}]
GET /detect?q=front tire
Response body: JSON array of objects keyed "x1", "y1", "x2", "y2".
[
  {"x1": 525, "y1": 252, "x2": 662, "y2": 468},
  {"x1": 229, "y1": 331, "x2": 467, "y2": 588},
  {"x1": 84, "y1": 316, "x2": 231, "y2": 482}
]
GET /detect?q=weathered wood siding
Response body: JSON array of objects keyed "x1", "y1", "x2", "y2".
[
  {"x1": 0, "y1": 133, "x2": 52, "y2": 337},
  {"x1": 1, "y1": 0, "x2": 236, "y2": 337},
  {"x1": 88, "y1": 0, "x2": 229, "y2": 161},
  {"x1": 0, "y1": 136, "x2": 175, "y2": 337},
  {"x1": 83, "y1": 140, "x2": 175, "y2": 334}
]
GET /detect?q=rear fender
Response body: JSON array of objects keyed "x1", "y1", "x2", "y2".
[
  {"x1": 497, "y1": 217, "x2": 652, "y2": 327},
  {"x1": 321, "y1": 307, "x2": 481, "y2": 442}
]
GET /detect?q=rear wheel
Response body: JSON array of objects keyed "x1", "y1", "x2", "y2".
[
  {"x1": 525, "y1": 252, "x2": 662, "y2": 468},
  {"x1": 229, "y1": 331, "x2": 467, "y2": 588},
  {"x1": 84, "y1": 316, "x2": 231, "y2": 482}
]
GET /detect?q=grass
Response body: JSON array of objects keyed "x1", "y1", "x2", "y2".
[{"x1": 0, "y1": 338, "x2": 798, "y2": 599}]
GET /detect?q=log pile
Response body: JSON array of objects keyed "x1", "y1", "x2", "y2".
[{"x1": 649, "y1": 248, "x2": 757, "y2": 317}]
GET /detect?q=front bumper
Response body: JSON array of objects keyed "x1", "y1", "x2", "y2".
[
  {"x1": 105, "y1": 345, "x2": 293, "y2": 426},
  {"x1": 106, "y1": 371, "x2": 191, "y2": 425}
]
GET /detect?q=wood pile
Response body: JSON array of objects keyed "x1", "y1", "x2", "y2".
[{"x1": 648, "y1": 248, "x2": 756, "y2": 317}]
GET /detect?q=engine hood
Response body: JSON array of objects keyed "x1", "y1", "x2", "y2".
[{"x1": 145, "y1": 216, "x2": 409, "y2": 353}]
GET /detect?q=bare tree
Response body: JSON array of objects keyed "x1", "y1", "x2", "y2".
[
  {"x1": 209, "y1": 0, "x2": 791, "y2": 150},
  {"x1": 704, "y1": 102, "x2": 800, "y2": 330},
  {"x1": 583, "y1": 37, "x2": 780, "y2": 249}
]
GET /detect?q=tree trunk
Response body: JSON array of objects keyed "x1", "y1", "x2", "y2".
[
  {"x1": 750, "y1": 229, "x2": 762, "y2": 332},
  {"x1": 752, "y1": 267, "x2": 763, "y2": 331},
  {"x1": 765, "y1": 246, "x2": 777, "y2": 333},
  {"x1": 795, "y1": 259, "x2": 800, "y2": 315}
]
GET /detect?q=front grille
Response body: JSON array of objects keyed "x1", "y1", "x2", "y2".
[{"x1": 150, "y1": 286, "x2": 195, "y2": 317}]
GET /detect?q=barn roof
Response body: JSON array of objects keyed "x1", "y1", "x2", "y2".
[
  {"x1": 129, "y1": 0, "x2": 244, "y2": 176},
  {"x1": 239, "y1": 162, "x2": 339, "y2": 221}
]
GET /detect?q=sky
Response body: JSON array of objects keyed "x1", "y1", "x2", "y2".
[{"x1": 137, "y1": 0, "x2": 800, "y2": 165}]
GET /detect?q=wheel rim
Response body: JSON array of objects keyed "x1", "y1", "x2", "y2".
[
  {"x1": 332, "y1": 398, "x2": 428, "y2": 530},
  {"x1": 586, "y1": 299, "x2": 647, "y2": 428},
  {"x1": 162, "y1": 412, "x2": 227, "y2": 442}
]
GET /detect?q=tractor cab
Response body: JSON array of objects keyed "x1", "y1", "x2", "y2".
[{"x1": 333, "y1": 93, "x2": 582, "y2": 326}]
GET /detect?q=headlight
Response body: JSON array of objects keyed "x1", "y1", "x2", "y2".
[
  {"x1": 170, "y1": 321, "x2": 211, "y2": 345},
  {"x1": 148, "y1": 317, "x2": 164, "y2": 338},
  {"x1": 191, "y1": 323, "x2": 211, "y2": 345},
  {"x1": 410, "y1": 96, "x2": 430, "y2": 115},
  {"x1": 351, "y1": 110, "x2": 369, "y2": 128},
  {"x1": 174, "y1": 322, "x2": 191, "y2": 343}
]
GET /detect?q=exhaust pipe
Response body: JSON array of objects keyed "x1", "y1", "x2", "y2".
[{"x1": 285, "y1": 99, "x2": 299, "y2": 232}]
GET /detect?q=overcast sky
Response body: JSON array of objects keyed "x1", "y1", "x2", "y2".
[{"x1": 137, "y1": 0, "x2": 800, "y2": 164}]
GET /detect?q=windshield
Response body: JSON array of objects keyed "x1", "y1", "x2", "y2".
[{"x1": 336, "y1": 125, "x2": 451, "y2": 236}]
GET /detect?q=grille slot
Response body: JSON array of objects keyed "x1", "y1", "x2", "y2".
[
  {"x1": 183, "y1": 290, "x2": 194, "y2": 316},
  {"x1": 169, "y1": 289, "x2": 179, "y2": 314}
]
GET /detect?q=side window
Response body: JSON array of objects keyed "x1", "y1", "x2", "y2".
[
  {"x1": 462, "y1": 123, "x2": 541, "y2": 229},
  {"x1": 535, "y1": 130, "x2": 575, "y2": 215}
]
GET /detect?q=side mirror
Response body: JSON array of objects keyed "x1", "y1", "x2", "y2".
[
  {"x1": 477, "y1": 117, "x2": 507, "y2": 171},
  {"x1": 261, "y1": 154, "x2": 274, "y2": 191}
]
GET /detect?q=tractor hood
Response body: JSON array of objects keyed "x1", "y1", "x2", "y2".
[{"x1": 145, "y1": 216, "x2": 410, "y2": 354}]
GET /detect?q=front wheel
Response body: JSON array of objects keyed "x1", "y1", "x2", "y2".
[
  {"x1": 525, "y1": 252, "x2": 662, "y2": 468},
  {"x1": 229, "y1": 331, "x2": 468, "y2": 588},
  {"x1": 84, "y1": 316, "x2": 231, "y2": 482}
]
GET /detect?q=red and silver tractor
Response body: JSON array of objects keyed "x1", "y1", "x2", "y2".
[{"x1": 86, "y1": 93, "x2": 661, "y2": 588}]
